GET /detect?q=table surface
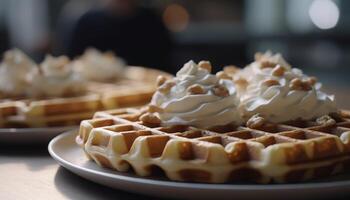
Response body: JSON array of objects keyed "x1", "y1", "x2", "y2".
[
  {"x1": 0, "y1": 145, "x2": 167, "y2": 200},
  {"x1": 1, "y1": 86, "x2": 350, "y2": 200}
]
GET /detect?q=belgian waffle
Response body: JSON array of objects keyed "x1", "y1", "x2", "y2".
[
  {"x1": 3, "y1": 111, "x2": 96, "y2": 128},
  {"x1": 77, "y1": 108, "x2": 350, "y2": 183},
  {"x1": 0, "y1": 67, "x2": 171, "y2": 128}
]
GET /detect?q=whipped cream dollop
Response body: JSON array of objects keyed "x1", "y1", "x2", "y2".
[
  {"x1": 0, "y1": 49, "x2": 38, "y2": 97},
  {"x1": 30, "y1": 55, "x2": 86, "y2": 97},
  {"x1": 150, "y1": 60, "x2": 242, "y2": 128},
  {"x1": 237, "y1": 51, "x2": 337, "y2": 123},
  {"x1": 73, "y1": 48, "x2": 125, "y2": 82}
]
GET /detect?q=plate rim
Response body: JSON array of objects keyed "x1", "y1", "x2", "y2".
[{"x1": 48, "y1": 130, "x2": 350, "y2": 191}]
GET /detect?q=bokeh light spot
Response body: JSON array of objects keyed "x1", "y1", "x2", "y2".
[
  {"x1": 309, "y1": 0, "x2": 340, "y2": 30},
  {"x1": 163, "y1": 4, "x2": 190, "y2": 32}
]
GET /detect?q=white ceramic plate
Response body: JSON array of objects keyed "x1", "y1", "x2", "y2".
[
  {"x1": 49, "y1": 131, "x2": 350, "y2": 200},
  {"x1": 0, "y1": 126, "x2": 77, "y2": 144}
]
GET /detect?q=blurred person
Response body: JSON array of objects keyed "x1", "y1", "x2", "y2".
[
  {"x1": 67, "y1": 0, "x2": 173, "y2": 71},
  {"x1": 55, "y1": 0, "x2": 97, "y2": 55}
]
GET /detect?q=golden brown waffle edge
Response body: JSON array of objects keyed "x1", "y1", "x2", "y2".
[
  {"x1": 77, "y1": 108, "x2": 350, "y2": 183},
  {"x1": 0, "y1": 67, "x2": 171, "y2": 128}
]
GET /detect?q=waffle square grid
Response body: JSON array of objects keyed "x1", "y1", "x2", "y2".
[{"x1": 77, "y1": 108, "x2": 350, "y2": 183}]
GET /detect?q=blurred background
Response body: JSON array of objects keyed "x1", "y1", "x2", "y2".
[{"x1": 0, "y1": 0, "x2": 349, "y2": 106}]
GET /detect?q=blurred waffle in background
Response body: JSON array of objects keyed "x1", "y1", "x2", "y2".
[
  {"x1": 0, "y1": 48, "x2": 171, "y2": 128},
  {"x1": 0, "y1": 0, "x2": 349, "y2": 105}
]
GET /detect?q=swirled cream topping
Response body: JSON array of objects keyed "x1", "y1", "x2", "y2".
[
  {"x1": 0, "y1": 49, "x2": 37, "y2": 97},
  {"x1": 237, "y1": 51, "x2": 337, "y2": 123},
  {"x1": 150, "y1": 60, "x2": 242, "y2": 128},
  {"x1": 73, "y1": 48, "x2": 125, "y2": 82},
  {"x1": 30, "y1": 55, "x2": 86, "y2": 97}
]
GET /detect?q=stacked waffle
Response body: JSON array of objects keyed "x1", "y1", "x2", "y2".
[
  {"x1": 0, "y1": 49, "x2": 170, "y2": 128},
  {"x1": 78, "y1": 52, "x2": 350, "y2": 183}
]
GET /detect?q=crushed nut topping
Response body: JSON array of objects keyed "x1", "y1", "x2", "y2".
[
  {"x1": 246, "y1": 114, "x2": 267, "y2": 129},
  {"x1": 289, "y1": 78, "x2": 312, "y2": 91},
  {"x1": 223, "y1": 65, "x2": 240, "y2": 75},
  {"x1": 212, "y1": 84, "x2": 229, "y2": 97},
  {"x1": 255, "y1": 52, "x2": 277, "y2": 69},
  {"x1": 198, "y1": 61, "x2": 212, "y2": 73},
  {"x1": 156, "y1": 75, "x2": 167, "y2": 87},
  {"x1": 188, "y1": 84, "x2": 205, "y2": 95},
  {"x1": 216, "y1": 71, "x2": 231, "y2": 80},
  {"x1": 234, "y1": 77, "x2": 248, "y2": 87},
  {"x1": 271, "y1": 65, "x2": 285, "y2": 77},
  {"x1": 158, "y1": 81, "x2": 175, "y2": 94},
  {"x1": 260, "y1": 60, "x2": 276, "y2": 69},
  {"x1": 307, "y1": 76, "x2": 317, "y2": 85},
  {"x1": 290, "y1": 78, "x2": 302, "y2": 89},
  {"x1": 316, "y1": 115, "x2": 336, "y2": 126},
  {"x1": 262, "y1": 79, "x2": 280, "y2": 87},
  {"x1": 140, "y1": 113, "x2": 161, "y2": 125}
]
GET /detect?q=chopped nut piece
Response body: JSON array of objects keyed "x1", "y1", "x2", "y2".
[
  {"x1": 289, "y1": 78, "x2": 312, "y2": 91},
  {"x1": 260, "y1": 60, "x2": 276, "y2": 69},
  {"x1": 140, "y1": 113, "x2": 161, "y2": 125},
  {"x1": 272, "y1": 65, "x2": 285, "y2": 77},
  {"x1": 158, "y1": 81, "x2": 175, "y2": 94},
  {"x1": 289, "y1": 78, "x2": 302, "y2": 90},
  {"x1": 234, "y1": 77, "x2": 248, "y2": 93},
  {"x1": 198, "y1": 61, "x2": 212, "y2": 72},
  {"x1": 148, "y1": 105, "x2": 164, "y2": 113},
  {"x1": 212, "y1": 85, "x2": 229, "y2": 97},
  {"x1": 223, "y1": 65, "x2": 240, "y2": 75},
  {"x1": 301, "y1": 82, "x2": 312, "y2": 90},
  {"x1": 234, "y1": 78, "x2": 248, "y2": 88},
  {"x1": 262, "y1": 79, "x2": 279, "y2": 87},
  {"x1": 188, "y1": 84, "x2": 205, "y2": 95},
  {"x1": 316, "y1": 115, "x2": 336, "y2": 126},
  {"x1": 216, "y1": 71, "x2": 231, "y2": 80},
  {"x1": 307, "y1": 76, "x2": 317, "y2": 85},
  {"x1": 156, "y1": 75, "x2": 167, "y2": 87},
  {"x1": 246, "y1": 114, "x2": 267, "y2": 129}
]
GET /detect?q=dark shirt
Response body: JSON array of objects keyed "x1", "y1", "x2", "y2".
[{"x1": 68, "y1": 7, "x2": 172, "y2": 71}]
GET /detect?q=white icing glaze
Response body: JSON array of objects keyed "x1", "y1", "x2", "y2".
[
  {"x1": 30, "y1": 55, "x2": 86, "y2": 97},
  {"x1": 151, "y1": 60, "x2": 242, "y2": 128},
  {"x1": 237, "y1": 51, "x2": 337, "y2": 123},
  {"x1": 73, "y1": 48, "x2": 125, "y2": 82},
  {"x1": 0, "y1": 49, "x2": 37, "y2": 97}
]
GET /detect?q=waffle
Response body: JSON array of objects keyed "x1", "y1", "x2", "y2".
[
  {"x1": 0, "y1": 67, "x2": 171, "y2": 128},
  {"x1": 77, "y1": 108, "x2": 350, "y2": 183},
  {"x1": 3, "y1": 111, "x2": 96, "y2": 128},
  {"x1": 0, "y1": 101, "x2": 20, "y2": 118}
]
